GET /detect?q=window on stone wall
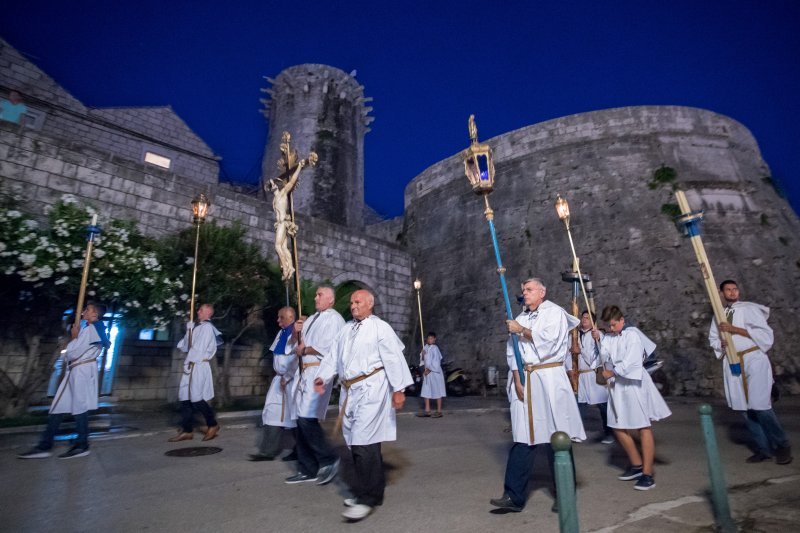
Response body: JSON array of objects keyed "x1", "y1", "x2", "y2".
[
  {"x1": 144, "y1": 151, "x2": 172, "y2": 169},
  {"x1": 138, "y1": 328, "x2": 170, "y2": 341}
]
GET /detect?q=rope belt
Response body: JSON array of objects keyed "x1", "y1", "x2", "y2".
[
  {"x1": 523, "y1": 362, "x2": 564, "y2": 443},
  {"x1": 578, "y1": 369, "x2": 594, "y2": 374},
  {"x1": 302, "y1": 361, "x2": 320, "y2": 370},
  {"x1": 736, "y1": 346, "x2": 759, "y2": 403},
  {"x1": 68, "y1": 358, "x2": 98, "y2": 370},
  {"x1": 333, "y1": 367, "x2": 385, "y2": 436}
]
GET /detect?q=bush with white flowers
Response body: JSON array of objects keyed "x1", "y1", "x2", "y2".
[{"x1": 0, "y1": 193, "x2": 184, "y2": 328}]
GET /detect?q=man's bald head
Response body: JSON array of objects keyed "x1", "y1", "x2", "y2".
[{"x1": 350, "y1": 289, "x2": 375, "y2": 321}]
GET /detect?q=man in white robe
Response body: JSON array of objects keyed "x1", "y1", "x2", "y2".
[
  {"x1": 285, "y1": 285, "x2": 345, "y2": 485},
  {"x1": 490, "y1": 278, "x2": 585, "y2": 513},
  {"x1": 170, "y1": 303, "x2": 223, "y2": 442},
  {"x1": 419, "y1": 332, "x2": 446, "y2": 417},
  {"x1": 708, "y1": 279, "x2": 792, "y2": 464},
  {"x1": 19, "y1": 303, "x2": 109, "y2": 459},
  {"x1": 594, "y1": 306, "x2": 671, "y2": 490},
  {"x1": 315, "y1": 289, "x2": 413, "y2": 522},
  {"x1": 565, "y1": 311, "x2": 612, "y2": 443},
  {"x1": 251, "y1": 306, "x2": 299, "y2": 461}
]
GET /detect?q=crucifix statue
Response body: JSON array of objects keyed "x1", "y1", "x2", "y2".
[{"x1": 265, "y1": 132, "x2": 317, "y2": 314}]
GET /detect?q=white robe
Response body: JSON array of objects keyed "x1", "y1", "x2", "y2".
[
  {"x1": 421, "y1": 344, "x2": 446, "y2": 399},
  {"x1": 262, "y1": 328, "x2": 299, "y2": 427},
  {"x1": 600, "y1": 329, "x2": 671, "y2": 429},
  {"x1": 294, "y1": 308, "x2": 345, "y2": 420},
  {"x1": 564, "y1": 329, "x2": 608, "y2": 405},
  {"x1": 708, "y1": 301, "x2": 774, "y2": 411},
  {"x1": 50, "y1": 323, "x2": 102, "y2": 415},
  {"x1": 177, "y1": 321, "x2": 221, "y2": 402},
  {"x1": 506, "y1": 300, "x2": 586, "y2": 445},
  {"x1": 317, "y1": 315, "x2": 413, "y2": 446}
]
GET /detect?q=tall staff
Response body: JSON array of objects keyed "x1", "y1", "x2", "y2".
[
  {"x1": 562, "y1": 267, "x2": 587, "y2": 394},
  {"x1": 74, "y1": 214, "x2": 101, "y2": 328},
  {"x1": 674, "y1": 190, "x2": 743, "y2": 394},
  {"x1": 189, "y1": 193, "x2": 210, "y2": 347},
  {"x1": 460, "y1": 115, "x2": 525, "y2": 383},
  {"x1": 413, "y1": 278, "x2": 425, "y2": 353},
  {"x1": 554, "y1": 195, "x2": 595, "y2": 331}
]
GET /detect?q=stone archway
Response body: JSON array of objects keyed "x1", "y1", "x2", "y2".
[{"x1": 330, "y1": 271, "x2": 382, "y2": 317}]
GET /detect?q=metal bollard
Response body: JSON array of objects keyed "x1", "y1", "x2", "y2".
[
  {"x1": 551, "y1": 431, "x2": 579, "y2": 533},
  {"x1": 698, "y1": 403, "x2": 737, "y2": 533}
]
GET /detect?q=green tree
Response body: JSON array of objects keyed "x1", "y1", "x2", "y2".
[
  {"x1": 0, "y1": 193, "x2": 183, "y2": 416},
  {"x1": 160, "y1": 221, "x2": 283, "y2": 406}
]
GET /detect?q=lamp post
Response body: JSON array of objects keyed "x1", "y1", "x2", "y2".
[
  {"x1": 460, "y1": 115, "x2": 525, "y2": 383},
  {"x1": 189, "y1": 193, "x2": 210, "y2": 346},
  {"x1": 413, "y1": 278, "x2": 425, "y2": 351},
  {"x1": 554, "y1": 194, "x2": 596, "y2": 330},
  {"x1": 74, "y1": 214, "x2": 102, "y2": 329}
]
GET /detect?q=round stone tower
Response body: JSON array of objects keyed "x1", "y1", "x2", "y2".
[
  {"x1": 403, "y1": 106, "x2": 800, "y2": 396},
  {"x1": 260, "y1": 64, "x2": 374, "y2": 229}
]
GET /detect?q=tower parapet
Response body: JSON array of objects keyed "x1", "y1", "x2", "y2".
[{"x1": 261, "y1": 64, "x2": 373, "y2": 229}]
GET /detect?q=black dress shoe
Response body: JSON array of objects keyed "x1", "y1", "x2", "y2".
[
  {"x1": 489, "y1": 495, "x2": 523, "y2": 512},
  {"x1": 248, "y1": 454, "x2": 276, "y2": 461},
  {"x1": 746, "y1": 452, "x2": 771, "y2": 463},
  {"x1": 775, "y1": 446, "x2": 793, "y2": 465}
]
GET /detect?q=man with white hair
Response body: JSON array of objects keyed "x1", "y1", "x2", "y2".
[
  {"x1": 315, "y1": 289, "x2": 413, "y2": 522},
  {"x1": 491, "y1": 278, "x2": 585, "y2": 513},
  {"x1": 286, "y1": 285, "x2": 345, "y2": 485}
]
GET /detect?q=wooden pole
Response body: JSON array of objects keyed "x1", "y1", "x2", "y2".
[
  {"x1": 74, "y1": 214, "x2": 99, "y2": 328},
  {"x1": 188, "y1": 221, "x2": 201, "y2": 348},
  {"x1": 289, "y1": 192, "x2": 302, "y2": 318},
  {"x1": 674, "y1": 191, "x2": 739, "y2": 366}
]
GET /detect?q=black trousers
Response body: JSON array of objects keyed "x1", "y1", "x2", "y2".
[
  {"x1": 258, "y1": 425, "x2": 296, "y2": 457},
  {"x1": 503, "y1": 443, "x2": 576, "y2": 508},
  {"x1": 351, "y1": 443, "x2": 385, "y2": 507},
  {"x1": 296, "y1": 417, "x2": 337, "y2": 476},
  {"x1": 179, "y1": 400, "x2": 217, "y2": 433}
]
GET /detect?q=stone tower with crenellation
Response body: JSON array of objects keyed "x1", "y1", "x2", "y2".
[{"x1": 260, "y1": 64, "x2": 374, "y2": 229}]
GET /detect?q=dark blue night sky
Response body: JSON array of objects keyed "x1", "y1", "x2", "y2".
[{"x1": 2, "y1": 1, "x2": 798, "y2": 218}]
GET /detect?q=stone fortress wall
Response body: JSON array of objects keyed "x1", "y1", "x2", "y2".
[
  {"x1": 403, "y1": 106, "x2": 800, "y2": 396},
  {"x1": 0, "y1": 39, "x2": 412, "y2": 404}
]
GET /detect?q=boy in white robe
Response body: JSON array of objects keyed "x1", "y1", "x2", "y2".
[
  {"x1": 170, "y1": 303, "x2": 223, "y2": 442},
  {"x1": 565, "y1": 311, "x2": 613, "y2": 443},
  {"x1": 593, "y1": 305, "x2": 671, "y2": 491},
  {"x1": 286, "y1": 285, "x2": 345, "y2": 485},
  {"x1": 418, "y1": 332, "x2": 446, "y2": 417},
  {"x1": 708, "y1": 279, "x2": 792, "y2": 464},
  {"x1": 490, "y1": 279, "x2": 585, "y2": 513},
  {"x1": 19, "y1": 303, "x2": 109, "y2": 459},
  {"x1": 315, "y1": 289, "x2": 413, "y2": 522},
  {"x1": 251, "y1": 307, "x2": 299, "y2": 461}
]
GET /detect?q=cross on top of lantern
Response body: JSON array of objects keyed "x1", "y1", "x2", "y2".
[
  {"x1": 461, "y1": 115, "x2": 496, "y2": 194},
  {"x1": 555, "y1": 194, "x2": 570, "y2": 227},
  {"x1": 191, "y1": 193, "x2": 211, "y2": 224}
]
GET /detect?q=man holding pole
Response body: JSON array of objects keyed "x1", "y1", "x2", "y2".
[
  {"x1": 708, "y1": 280, "x2": 792, "y2": 465},
  {"x1": 170, "y1": 303, "x2": 222, "y2": 442},
  {"x1": 18, "y1": 302, "x2": 109, "y2": 459},
  {"x1": 490, "y1": 278, "x2": 585, "y2": 513},
  {"x1": 286, "y1": 285, "x2": 345, "y2": 485}
]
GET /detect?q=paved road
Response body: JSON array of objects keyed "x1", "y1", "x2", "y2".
[{"x1": 1, "y1": 396, "x2": 798, "y2": 532}]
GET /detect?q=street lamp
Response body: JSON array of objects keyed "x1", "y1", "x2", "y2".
[
  {"x1": 189, "y1": 193, "x2": 210, "y2": 345},
  {"x1": 460, "y1": 115, "x2": 525, "y2": 383}
]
